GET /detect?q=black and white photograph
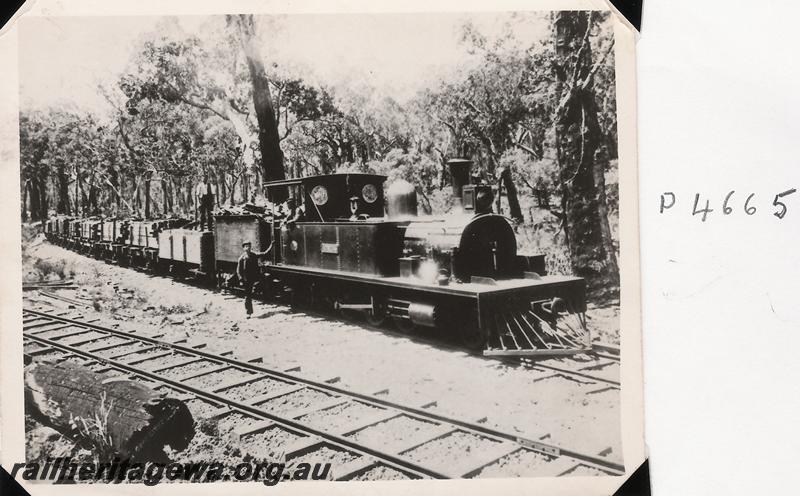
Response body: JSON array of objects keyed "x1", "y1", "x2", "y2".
[{"x1": 2, "y1": 1, "x2": 642, "y2": 493}]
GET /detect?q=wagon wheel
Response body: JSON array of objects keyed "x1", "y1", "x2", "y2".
[{"x1": 391, "y1": 316, "x2": 417, "y2": 334}]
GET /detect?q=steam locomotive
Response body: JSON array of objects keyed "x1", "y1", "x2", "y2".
[{"x1": 44, "y1": 160, "x2": 589, "y2": 357}]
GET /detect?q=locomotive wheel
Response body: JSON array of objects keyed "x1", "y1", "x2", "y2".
[
  {"x1": 337, "y1": 305, "x2": 361, "y2": 322},
  {"x1": 332, "y1": 290, "x2": 362, "y2": 321},
  {"x1": 365, "y1": 299, "x2": 388, "y2": 327},
  {"x1": 318, "y1": 293, "x2": 337, "y2": 311},
  {"x1": 365, "y1": 309, "x2": 388, "y2": 327},
  {"x1": 392, "y1": 316, "x2": 417, "y2": 334}
]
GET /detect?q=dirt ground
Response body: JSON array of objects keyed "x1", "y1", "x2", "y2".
[{"x1": 21, "y1": 234, "x2": 623, "y2": 475}]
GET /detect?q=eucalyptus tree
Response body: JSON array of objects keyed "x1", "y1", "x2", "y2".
[
  {"x1": 551, "y1": 11, "x2": 619, "y2": 284},
  {"x1": 19, "y1": 112, "x2": 50, "y2": 222}
]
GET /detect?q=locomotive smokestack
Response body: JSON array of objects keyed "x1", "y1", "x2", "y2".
[{"x1": 447, "y1": 159, "x2": 472, "y2": 207}]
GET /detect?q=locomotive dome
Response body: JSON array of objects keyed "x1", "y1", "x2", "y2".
[{"x1": 386, "y1": 179, "x2": 418, "y2": 220}]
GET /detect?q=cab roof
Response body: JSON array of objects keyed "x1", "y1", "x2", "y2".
[{"x1": 263, "y1": 172, "x2": 387, "y2": 189}]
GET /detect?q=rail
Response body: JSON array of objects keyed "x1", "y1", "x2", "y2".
[{"x1": 23, "y1": 307, "x2": 624, "y2": 479}]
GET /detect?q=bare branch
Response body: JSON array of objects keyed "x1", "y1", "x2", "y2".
[
  {"x1": 464, "y1": 101, "x2": 485, "y2": 115},
  {"x1": 568, "y1": 13, "x2": 594, "y2": 89},
  {"x1": 514, "y1": 142, "x2": 542, "y2": 160},
  {"x1": 580, "y1": 38, "x2": 615, "y2": 90},
  {"x1": 178, "y1": 93, "x2": 229, "y2": 121},
  {"x1": 227, "y1": 98, "x2": 249, "y2": 115},
  {"x1": 429, "y1": 114, "x2": 457, "y2": 134}
]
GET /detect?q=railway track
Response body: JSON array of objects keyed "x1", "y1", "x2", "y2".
[
  {"x1": 32, "y1": 285, "x2": 622, "y2": 390},
  {"x1": 32, "y1": 241, "x2": 621, "y2": 385},
  {"x1": 185, "y1": 285, "x2": 621, "y2": 390},
  {"x1": 518, "y1": 348, "x2": 620, "y2": 390},
  {"x1": 320, "y1": 303, "x2": 621, "y2": 389},
  {"x1": 22, "y1": 305, "x2": 624, "y2": 480}
]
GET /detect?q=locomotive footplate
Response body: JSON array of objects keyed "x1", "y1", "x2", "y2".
[{"x1": 267, "y1": 263, "x2": 589, "y2": 356}]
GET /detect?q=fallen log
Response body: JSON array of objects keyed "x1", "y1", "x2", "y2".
[
  {"x1": 23, "y1": 285, "x2": 78, "y2": 291},
  {"x1": 37, "y1": 291, "x2": 92, "y2": 307},
  {"x1": 24, "y1": 360, "x2": 194, "y2": 463},
  {"x1": 23, "y1": 279, "x2": 77, "y2": 287}
]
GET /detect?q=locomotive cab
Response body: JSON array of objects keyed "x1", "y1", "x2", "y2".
[
  {"x1": 265, "y1": 173, "x2": 387, "y2": 222},
  {"x1": 265, "y1": 173, "x2": 404, "y2": 276}
]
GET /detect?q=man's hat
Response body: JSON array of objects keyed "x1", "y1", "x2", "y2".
[{"x1": 242, "y1": 241, "x2": 252, "y2": 247}]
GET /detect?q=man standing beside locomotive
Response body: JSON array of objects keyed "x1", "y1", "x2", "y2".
[
  {"x1": 236, "y1": 240, "x2": 273, "y2": 318},
  {"x1": 195, "y1": 173, "x2": 217, "y2": 231}
]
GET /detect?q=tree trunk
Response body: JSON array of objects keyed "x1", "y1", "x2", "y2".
[
  {"x1": 75, "y1": 171, "x2": 82, "y2": 217},
  {"x1": 168, "y1": 177, "x2": 175, "y2": 213},
  {"x1": 552, "y1": 11, "x2": 616, "y2": 285},
  {"x1": 29, "y1": 178, "x2": 42, "y2": 222},
  {"x1": 173, "y1": 177, "x2": 181, "y2": 214},
  {"x1": 88, "y1": 183, "x2": 98, "y2": 215},
  {"x1": 21, "y1": 180, "x2": 29, "y2": 222},
  {"x1": 230, "y1": 14, "x2": 286, "y2": 200},
  {"x1": 583, "y1": 89, "x2": 620, "y2": 286},
  {"x1": 498, "y1": 167, "x2": 524, "y2": 223},
  {"x1": 185, "y1": 181, "x2": 193, "y2": 218},
  {"x1": 144, "y1": 178, "x2": 151, "y2": 219},
  {"x1": 134, "y1": 176, "x2": 142, "y2": 216},
  {"x1": 24, "y1": 360, "x2": 194, "y2": 463},
  {"x1": 39, "y1": 178, "x2": 49, "y2": 223},
  {"x1": 161, "y1": 178, "x2": 170, "y2": 215},
  {"x1": 253, "y1": 171, "x2": 262, "y2": 200},
  {"x1": 111, "y1": 169, "x2": 121, "y2": 211},
  {"x1": 218, "y1": 175, "x2": 227, "y2": 206},
  {"x1": 57, "y1": 163, "x2": 70, "y2": 215}
]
